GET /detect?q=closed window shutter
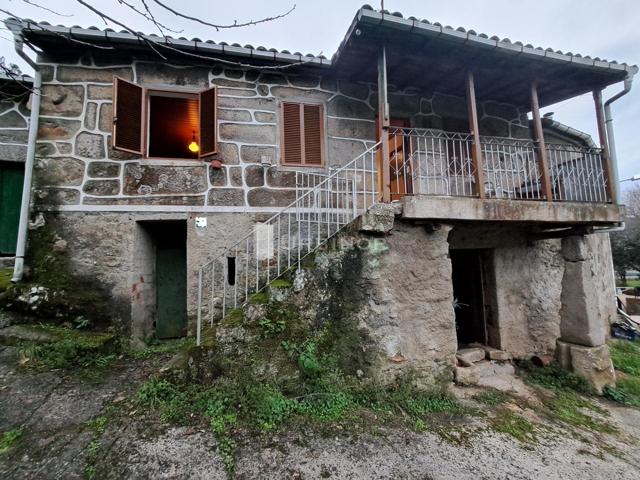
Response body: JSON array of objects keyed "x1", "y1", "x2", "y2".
[
  {"x1": 113, "y1": 77, "x2": 143, "y2": 154},
  {"x1": 199, "y1": 86, "x2": 217, "y2": 158},
  {"x1": 303, "y1": 104, "x2": 322, "y2": 165},
  {"x1": 282, "y1": 102, "x2": 302, "y2": 165}
]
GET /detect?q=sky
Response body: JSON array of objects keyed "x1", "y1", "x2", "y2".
[{"x1": 1, "y1": 0, "x2": 638, "y2": 190}]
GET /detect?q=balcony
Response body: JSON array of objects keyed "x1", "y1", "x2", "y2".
[{"x1": 385, "y1": 128, "x2": 623, "y2": 225}]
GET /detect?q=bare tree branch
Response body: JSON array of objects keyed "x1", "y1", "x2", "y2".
[
  {"x1": 20, "y1": 0, "x2": 73, "y2": 17},
  {"x1": 150, "y1": 0, "x2": 296, "y2": 31}
]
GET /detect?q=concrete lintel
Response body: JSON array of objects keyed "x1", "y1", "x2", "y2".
[{"x1": 401, "y1": 195, "x2": 624, "y2": 224}]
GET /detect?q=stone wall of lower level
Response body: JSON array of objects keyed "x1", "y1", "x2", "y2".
[{"x1": 0, "y1": 94, "x2": 29, "y2": 163}]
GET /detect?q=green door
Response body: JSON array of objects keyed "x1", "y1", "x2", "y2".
[
  {"x1": 0, "y1": 162, "x2": 24, "y2": 255},
  {"x1": 156, "y1": 246, "x2": 187, "y2": 338}
]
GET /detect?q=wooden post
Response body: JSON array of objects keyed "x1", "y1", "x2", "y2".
[
  {"x1": 466, "y1": 71, "x2": 485, "y2": 198},
  {"x1": 530, "y1": 81, "x2": 553, "y2": 201},
  {"x1": 378, "y1": 44, "x2": 391, "y2": 203},
  {"x1": 593, "y1": 89, "x2": 614, "y2": 203}
]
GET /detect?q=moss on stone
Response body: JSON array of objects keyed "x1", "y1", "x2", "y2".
[
  {"x1": 224, "y1": 309, "x2": 244, "y2": 327},
  {"x1": 249, "y1": 291, "x2": 270, "y2": 304},
  {"x1": 269, "y1": 279, "x2": 292, "y2": 288}
]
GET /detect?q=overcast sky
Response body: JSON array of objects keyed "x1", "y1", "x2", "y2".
[{"x1": 2, "y1": 0, "x2": 638, "y2": 190}]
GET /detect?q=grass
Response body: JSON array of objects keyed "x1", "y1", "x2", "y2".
[
  {"x1": 0, "y1": 428, "x2": 23, "y2": 454},
  {"x1": 0, "y1": 268, "x2": 12, "y2": 292},
  {"x1": 472, "y1": 389, "x2": 512, "y2": 406},
  {"x1": 489, "y1": 410, "x2": 537, "y2": 443},
  {"x1": 129, "y1": 338, "x2": 195, "y2": 359},
  {"x1": 605, "y1": 339, "x2": 640, "y2": 407},
  {"x1": 618, "y1": 279, "x2": 640, "y2": 288}
]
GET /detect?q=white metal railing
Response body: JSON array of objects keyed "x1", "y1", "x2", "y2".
[
  {"x1": 387, "y1": 127, "x2": 608, "y2": 202},
  {"x1": 195, "y1": 142, "x2": 381, "y2": 344}
]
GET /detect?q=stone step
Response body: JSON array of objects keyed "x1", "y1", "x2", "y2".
[
  {"x1": 454, "y1": 360, "x2": 516, "y2": 387},
  {"x1": 467, "y1": 343, "x2": 512, "y2": 361},
  {"x1": 456, "y1": 347, "x2": 485, "y2": 366}
]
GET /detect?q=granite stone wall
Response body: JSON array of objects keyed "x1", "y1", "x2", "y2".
[
  {"x1": 0, "y1": 93, "x2": 29, "y2": 163},
  {"x1": 32, "y1": 52, "x2": 533, "y2": 212}
]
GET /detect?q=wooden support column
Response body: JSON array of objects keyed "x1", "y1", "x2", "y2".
[
  {"x1": 530, "y1": 81, "x2": 553, "y2": 201},
  {"x1": 593, "y1": 89, "x2": 614, "y2": 202},
  {"x1": 466, "y1": 71, "x2": 485, "y2": 198},
  {"x1": 378, "y1": 44, "x2": 391, "y2": 203}
]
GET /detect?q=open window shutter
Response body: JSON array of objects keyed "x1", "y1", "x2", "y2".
[
  {"x1": 303, "y1": 104, "x2": 323, "y2": 165},
  {"x1": 199, "y1": 86, "x2": 217, "y2": 158},
  {"x1": 282, "y1": 102, "x2": 302, "y2": 164},
  {"x1": 112, "y1": 77, "x2": 143, "y2": 154}
]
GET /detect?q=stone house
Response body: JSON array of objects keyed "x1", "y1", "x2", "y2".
[{"x1": 4, "y1": 6, "x2": 637, "y2": 389}]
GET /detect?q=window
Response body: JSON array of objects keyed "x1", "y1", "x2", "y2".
[
  {"x1": 112, "y1": 77, "x2": 217, "y2": 159},
  {"x1": 280, "y1": 101, "x2": 324, "y2": 166}
]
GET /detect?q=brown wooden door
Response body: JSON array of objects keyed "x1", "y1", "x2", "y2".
[{"x1": 376, "y1": 118, "x2": 412, "y2": 201}]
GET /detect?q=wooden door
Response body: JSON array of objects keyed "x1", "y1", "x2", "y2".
[
  {"x1": 376, "y1": 118, "x2": 412, "y2": 201},
  {"x1": 156, "y1": 245, "x2": 187, "y2": 338},
  {"x1": 0, "y1": 162, "x2": 24, "y2": 255}
]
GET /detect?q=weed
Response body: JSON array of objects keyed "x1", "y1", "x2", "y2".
[
  {"x1": 610, "y1": 340, "x2": 640, "y2": 376},
  {"x1": 473, "y1": 390, "x2": 512, "y2": 406},
  {"x1": 490, "y1": 410, "x2": 537, "y2": 443},
  {"x1": 0, "y1": 428, "x2": 23, "y2": 454},
  {"x1": 258, "y1": 317, "x2": 286, "y2": 337},
  {"x1": 249, "y1": 291, "x2": 270, "y2": 304},
  {"x1": 605, "y1": 376, "x2": 640, "y2": 407},
  {"x1": 546, "y1": 391, "x2": 616, "y2": 434},
  {"x1": 519, "y1": 360, "x2": 592, "y2": 395},
  {"x1": 129, "y1": 338, "x2": 195, "y2": 359}
]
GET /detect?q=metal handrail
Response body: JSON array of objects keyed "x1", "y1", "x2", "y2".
[{"x1": 196, "y1": 141, "x2": 382, "y2": 344}]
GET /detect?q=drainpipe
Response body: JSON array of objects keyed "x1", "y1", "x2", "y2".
[
  {"x1": 604, "y1": 75, "x2": 634, "y2": 204},
  {"x1": 9, "y1": 26, "x2": 42, "y2": 283}
]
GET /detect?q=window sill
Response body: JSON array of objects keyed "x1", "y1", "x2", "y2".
[{"x1": 140, "y1": 158, "x2": 204, "y2": 167}]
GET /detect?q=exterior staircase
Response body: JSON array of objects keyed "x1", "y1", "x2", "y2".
[{"x1": 195, "y1": 141, "x2": 381, "y2": 344}]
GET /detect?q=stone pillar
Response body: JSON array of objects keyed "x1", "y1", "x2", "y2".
[{"x1": 558, "y1": 235, "x2": 615, "y2": 394}]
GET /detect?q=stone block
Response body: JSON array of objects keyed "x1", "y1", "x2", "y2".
[
  {"x1": 35, "y1": 157, "x2": 85, "y2": 187},
  {"x1": 135, "y1": 63, "x2": 209, "y2": 87},
  {"x1": 266, "y1": 169, "x2": 296, "y2": 188},
  {"x1": 0, "y1": 110, "x2": 27, "y2": 128},
  {"x1": 244, "y1": 165, "x2": 265, "y2": 187},
  {"x1": 485, "y1": 347, "x2": 511, "y2": 361},
  {"x1": 271, "y1": 86, "x2": 333, "y2": 102},
  {"x1": 124, "y1": 164, "x2": 207, "y2": 195},
  {"x1": 209, "y1": 166, "x2": 227, "y2": 187},
  {"x1": 215, "y1": 142, "x2": 239, "y2": 165},
  {"x1": 290, "y1": 74, "x2": 320, "y2": 88},
  {"x1": 38, "y1": 118, "x2": 82, "y2": 141},
  {"x1": 229, "y1": 167, "x2": 243, "y2": 187},
  {"x1": 106, "y1": 135, "x2": 141, "y2": 161},
  {"x1": 254, "y1": 112, "x2": 276, "y2": 123},
  {"x1": 0, "y1": 129, "x2": 28, "y2": 144},
  {"x1": 57, "y1": 66, "x2": 132, "y2": 83},
  {"x1": 456, "y1": 347, "x2": 485, "y2": 366},
  {"x1": 358, "y1": 203, "x2": 398, "y2": 234},
  {"x1": 327, "y1": 117, "x2": 376, "y2": 141},
  {"x1": 562, "y1": 235, "x2": 588, "y2": 262},
  {"x1": 0, "y1": 144, "x2": 27, "y2": 162},
  {"x1": 241, "y1": 145, "x2": 276, "y2": 164},
  {"x1": 483, "y1": 101, "x2": 519, "y2": 121},
  {"x1": 83, "y1": 180, "x2": 120, "y2": 196},
  {"x1": 34, "y1": 187, "x2": 80, "y2": 206},
  {"x1": 217, "y1": 88, "x2": 256, "y2": 97},
  {"x1": 208, "y1": 188, "x2": 245, "y2": 206},
  {"x1": 219, "y1": 123, "x2": 276, "y2": 144},
  {"x1": 40, "y1": 85, "x2": 84, "y2": 117},
  {"x1": 75, "y1": 132, "x2": 106, "y2": 159},
  {"x1": 454, "y1": 365, "x2": 479, "y2": 385},
  {"x1": 338, "y1": 80, "x2": 369, "y2": 100},
  {"x1": 569, "y1": 343, "x2": 616, "y2": 394},
  {"x1": 217, "y1": 96, "x2": 276, "y2": 111},
  {"x1": 98, "y1": 103, "x2": 113, "y2": 132},
  {"x1": 217, "y1": 109, "x2": 252, "y2": 122},
  {"x1": 210, "y1": 78, "x2": 255, "y2": 89},
  {"x1": 247, "y1": 188, "x2": 295, "y2": 207},
  {"x1": 84, "y1": 195, "x2": 204, "y2": 206},
  {"x1": 56, "y1": 142, "x2": 72, "y2": 155},
  {"x1": 556, "y1": 339, "x2": 572, "y2": 370},
  {"x1": 87, "y1": 85, "x2": 113, "y2": 100},
  {"x1": 327, "y1": 96, "x2": 374, "y2": 118},
  {"x1": 84, "y1": 102, "x2": 97, "y2": 130},
  {"x1": 479, "y1": 117, "x2": 510, "y2": 137},
  {"x1": 432, "y1": 93, "x2": 467, "y2": 119},
  {"x1": 87, "y1": 162, "x2": 120, "y2": 178},
  {"x1": 560, "y1": 260, "x2": 607, "y2": 347}
]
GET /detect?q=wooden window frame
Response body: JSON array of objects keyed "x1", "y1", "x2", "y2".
[
  {"x1": 279, "y1": 100, "x2": 326, "y2": 167},
  {"x1": 112, "y1": 77, "x2": 217, "y2": 161}
]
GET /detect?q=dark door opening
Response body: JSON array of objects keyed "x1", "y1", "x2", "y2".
[
  {"x1": 0, "y1": 161, "x2": 24, "y2": 255},
  {"x1": 450, "y1": 249, "x2": 488, "y2": 347},
  {"x1": 143, "y1": 220, "x2": 188, "y2": 339}
]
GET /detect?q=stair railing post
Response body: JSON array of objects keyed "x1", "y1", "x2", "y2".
[
  {"x1": 196, "y1": 268, "x2": 202, "y2": 346},
  {"x1": 466, "y1": 71, "x2": 485, "y2": 199},
  {"x1": 593, "y1": 89, "x2": 614, "y2": 202}
]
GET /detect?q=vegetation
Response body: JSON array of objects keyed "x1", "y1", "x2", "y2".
[
  {"x1": 472, "y1": 389, "x2": 512, "y2": 406},
  {"x1": 605, "y1": 339, "x2": 640, "y2": 407},
  {"x1": 17, "y1": 324, "x2": 115, "y2": 370},
  {"x1": 489, "y1": 410, "x2": 537, "y2": 443},
  {"x1": 129, "y1": 338, "x2": 195, "y2": 359},
  {"x1": 0, "y1": 268, "x2": 12, "y2": 292},
  {"x1": 0, "y1": 428, "x2": 23, "y2": 454}
]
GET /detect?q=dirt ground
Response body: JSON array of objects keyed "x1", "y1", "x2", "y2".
[{"x1": 2, "y1": 344, "x2": 640, "y2": 480}]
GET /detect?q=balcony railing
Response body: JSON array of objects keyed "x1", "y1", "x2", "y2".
[{"x1": 387, "y1": 127, "x2": 609, "y2": 203}]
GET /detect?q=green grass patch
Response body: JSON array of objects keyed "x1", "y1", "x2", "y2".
[
  {"x1": 0, "y1": 268, "x2": 12, "y2": 292},
  {"x1": 609, "y1": 339, "x2": 640, "y2": 376},
  {"x1": 490, "y1": 410, "x2": 537, "y2": 443},
  {"x1": 249, "y1": 291, "x2": 270, "y2": 304},
  {"x1": 269, "y1": 279, "x2": 292, "y2": 288},
  {"x1": 472, "y1": 389, "x2": 512, "y2": 406},
  {"x1": 618, "y1": 279, "x2": 640, "y2": 288},
  {"x1": 519, "y1": 360, "x2": 592, "y2": 395},
  {"x1": 129, "y1": 338, "x2": 195, "y2": 359},
  {"x1": 17, "y1": 324, "x2": 116, "y2": 370},
  {"x1": 0, "y1": 428, "x2": 23, "y2": 454},
  {"x1": 546, "y1": 391, "x2": 617, "y2": 434}
]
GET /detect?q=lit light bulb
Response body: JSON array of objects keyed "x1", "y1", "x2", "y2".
[{"x1": 188, "y1": 131, "x2": 199, "y2": 153}]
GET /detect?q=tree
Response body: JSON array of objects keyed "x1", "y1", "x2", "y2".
[{"x1": 611, "y1": 185, "x2": 640, "y2": 284}]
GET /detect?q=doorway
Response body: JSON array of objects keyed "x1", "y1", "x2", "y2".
[
  {"x1": 138, "y1": 220, "x2": 188, "y2": 339},
  {"x1": 450, "y1": 249, "x2": 490, "y2": 347},
  {"x1": 0, "y1": 162, "x2": 24, "y2": 255},
  {"x1": 376, "y1": 117, "x2": 412, "y2": 201}
]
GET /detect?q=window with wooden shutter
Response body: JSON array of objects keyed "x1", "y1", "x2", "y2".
[
  {"x1": 113, "y1": 77, "x2": 143, "y2": 154},
  {"x1": 199, "y1": 86, "x2": 217, "y2": 158},
  {"x1": 281, "y1": 101, "x2": 324, "y2": 166}
]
